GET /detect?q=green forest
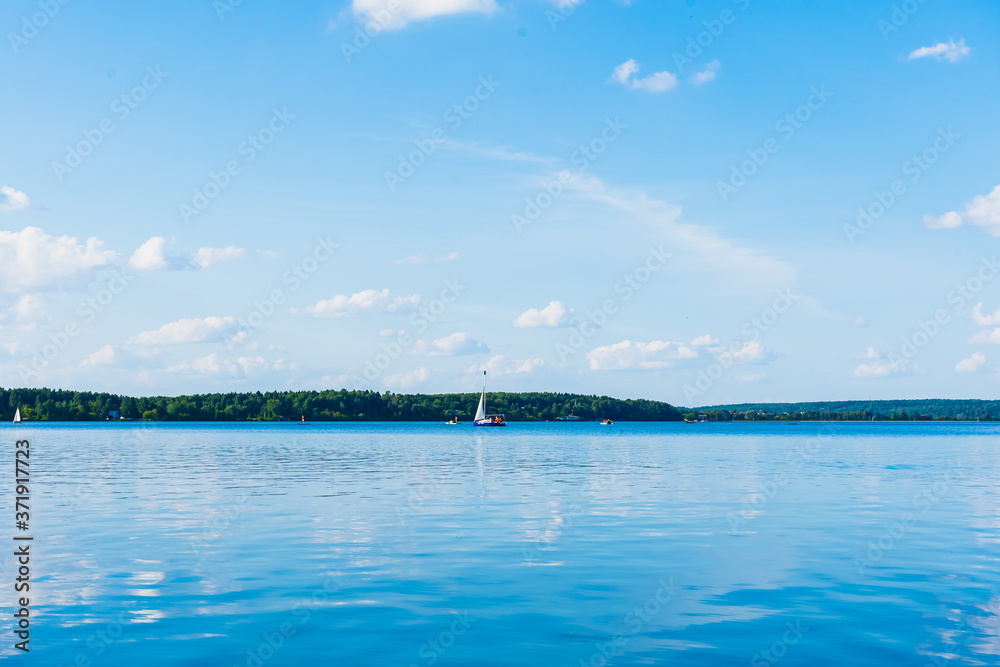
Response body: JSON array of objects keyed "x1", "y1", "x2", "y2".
[
  {"x1": 693, "y1": 399, "x2": 1000, "y2": 422},
  {"x1": 0, "y1": 387, "x2": 682, "y2": 422}
]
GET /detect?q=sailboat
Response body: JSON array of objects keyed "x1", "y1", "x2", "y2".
[
  {"x1": 473, "y1": 371, "x2": 506, "y2": 427},
  {"x1": 13, "y1": 408, "x2": 21, "y2": 424}
]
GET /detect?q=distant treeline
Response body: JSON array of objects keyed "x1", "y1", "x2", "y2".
[
  {"x1": 692, "y1": 400, "x2": 1000, "y2": 422},
  {"x1": 0, "y1": 388, "x2": 683, "y2": 422}
]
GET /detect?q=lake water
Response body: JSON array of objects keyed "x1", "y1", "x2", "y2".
[{"x1": 4, "y1": 421, "x2": 1000, "y2": 665}]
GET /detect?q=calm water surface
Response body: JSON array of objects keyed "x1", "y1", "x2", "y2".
[{"x1": 4, "y1": 422, "x2": 1000, "y2": 665}]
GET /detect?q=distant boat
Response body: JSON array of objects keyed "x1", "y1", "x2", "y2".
[
  {"x1": 13, "y1": 408, "x2": 21, "y2": 424},
  {"x1": 473, "y1": 371, "x2": 506, "y2": 427},
  {"x1": 556, "y1": 414, "x2": 582, "y2": 422},
  {"x1": 601, "y1": 418, "x2": 614, "y2": 425}
]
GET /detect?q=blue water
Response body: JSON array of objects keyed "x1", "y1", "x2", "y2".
[{"x1": 4, "y1": 422, "x2": 1000, "y2": 665}]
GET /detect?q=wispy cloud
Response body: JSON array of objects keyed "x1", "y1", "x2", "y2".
[
  {"x1": 301, "y1": 289, "x2": 419, "y2": 317},
  {"x1": 611, "y1": 59, "x2": 678, "y2": 93},
  {"x1": 351, "y1": 0, "x2": 497, "y2": 31},
  {"x1": 693, "y1": 60, "x2": 721, "y2": 85},
  {"x1": 908, "y1": 39, "x2": 970, "y2": 63},
  {"x1": 956, "y1": 352, "x2": 985, "y2": 373},
  {"x1": 514, "y1": 301, "x2": 571, "y2": 328},
  {"x1": 0, "y1": 186, "x2": 29, "y2": 213}
]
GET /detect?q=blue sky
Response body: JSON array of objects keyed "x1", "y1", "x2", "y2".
[{"x1": 1, "y1": 0, "x2": 999, "y2": 406}]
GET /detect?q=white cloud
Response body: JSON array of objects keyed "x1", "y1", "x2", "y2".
[
  {"x1": 972, "y1": 302, "x2": 1000, "y2": 327},
  {"x1": 690, "y1": 334, "x2": 718, "y2": 347},
  {"x1": 81, "y1": 344, "x2": 118, "y2": 367},
  {"x1": 413, "y1": 332, "x2": 489, "y2": 356},
  {"x1": 853, "y1": 358, "x2": 907, "y2": 378},
  {"x1": 861, "y1": 346, "x2": 880, "y2": 360},
  {"x1": 0, "y1": 186, "x2": 29, "y2": 213},
  {"x1": 194, "y1": 245, "x2": 245, "y2": 268},
  {"x1": 385, "y1": 366, "x2": 428, "y2": 389},
  {"x1": 168, "y1": 353, "x2": 223, "y2": 375},
  {"x1": 853, "y1": 317, "x2": 867, "y2": 327},
  {"x1": 351, "y1": 0, "x2": 497, "y2": 30},
  {"x1": 302, "y1": 289, "x2": 420, "y2": 317},
  {"x1": 563, "y1": 176, "x2": 794, "y2": 287},
  {"x1": 587, "y1": 340, "x2": 698, "y2": 370},
  {"x1": 970, "y1": 328, "x2": 1000, "y2": 345},
  {"x1": 924, "y1": 211, "x2": 963, "y2": 230},
  {"x1": 710, "y1": 341, "x2": 766, "y2": 364},
  {"x1": 908, "y1": 39, "x2": 970, "y2": 63},
  {"x1": 472, "y1": 354, "x2": 544, "y2": 376},
  {"x1": 739, "y1": 373, "x2": 766, "y2": 383},
  {"x1": 394, "y1": 251, "x2": 459, "y2": 266},
  {"x1": 924, "y1": 186, "x2": 1000, "y2": 235},
  {"x1": 956, "y1": 352, "x2": 986, "y2": 373},
  {"x1": 129, "y1": 237, "x2": 169, "y2": 271},
  {"x1": 1, "y1": 294, "x2": 48, "y2": 330},
  {"x1": 611, "y1": 59, "x2": 678, "y2": 93},
  {"x1": 693, "y1": 60, "x2": 721, "y2": 85},
  {"x1": 0, "y1": 226, "x2": 119, "y2": 292},
  {"x1": 514, "y1": 301, "x2": 571, "y2": 328},
  {"x1": 129, "y1": 316, "x2": 240, "y2": 345}
]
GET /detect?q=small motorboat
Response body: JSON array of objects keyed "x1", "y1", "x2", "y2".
[
  {"x1": 446, "y1": 417, "x2": 461, "y2": 425},
  {"x1": 601, "y1": 418, "x2": 614, "y2": 425}
]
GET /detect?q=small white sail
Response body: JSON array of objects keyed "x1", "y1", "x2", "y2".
[
  {"x1": 13, "y1": 408, "x2": 21, "y2": 424},
  {"x1": 474, "y1": 372, "x2": 486, "y2": 421}
]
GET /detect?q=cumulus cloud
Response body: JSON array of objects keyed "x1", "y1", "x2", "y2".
[
  {"x1": 81, "y1": 344, "x2": 118, "y2": 368},
  {"x1": 302, "y1": 289, "x2": 420, "y2": 317},
  {"x1": 956, "y1": 352, "x2": 986, "y2": 373},
  {"x1": 690, "y1": 334, "x2": 718, "y2": 347},
  {"x1": 514, "y1": 301, "x2": 571, "y2": 328},
  {"x1": 0, "y1": 186, "x2": 29, "y2": 213},
  {"x1": 587, "y1": 340, "x2": 698, "y2": 370},
  {"x1": 413, "y1": 332, "x2": 489, "y2": 357},
  {"x1": 972, "y1": 303, "x2": 1000, "y2": 327},
  {"x1": 472, "y1": 355, "x2": 544, "y2": 376},
  {"x1": 908, "y1": 39, "x2": 970, "y2": 63},
  {"x1": 128, "y1": 316, "x2": 240, "y2": 345},
  {"x1": 853, "y1": 349, "x2": 907, "y2": 378},
  {"x1": 970, "y1": 328, "x2": 1000, "y2": 345},
  {"x1": 693, "y1": 60, "x2": 721, "y2": 85},
  {"x1": 611, "y1": 59, "x2": 678, "y2": 93},
  {"x1": 928, "y1": 186, "x2": 1000, "y2": 236},
  {"x1": 128, "y1": 237, "x2": 169, "y2": 271},
  {"x1": 1, "y1": 294, "x2": 48, "y2": 330},
  {"x1": 0, "y1": 226, "x2": 119, "y2": 292},
  {"x1": 194, "y1": 245, "x2": 246, "y2": 268},
  {"x1": 709, "y1": 341, "x2": 766, "y2": 364},
  {"x1": 385, "y1": 366, "x2": 429, "y2": 389},
  {"x1": 351, "y1": 0, "x2": 497, "y2": 30}
]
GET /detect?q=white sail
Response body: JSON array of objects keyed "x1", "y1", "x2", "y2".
[
  {"x1": 474, "y1": 372, "x2": 486, "y2": 421},
  {"x1": 13, "y1": 408, "x2": 21, "y2": 424}
]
